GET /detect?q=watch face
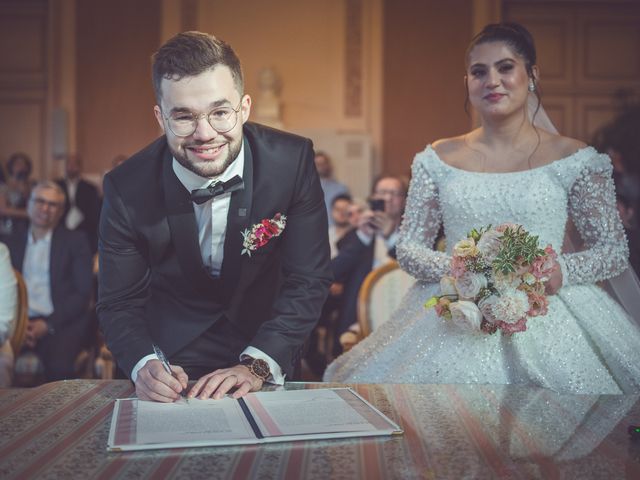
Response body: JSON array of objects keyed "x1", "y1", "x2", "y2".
[{"x1": 252, "y1": 359, "x2": 270, "y2": 380}]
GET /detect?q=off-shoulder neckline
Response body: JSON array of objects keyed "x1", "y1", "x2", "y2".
[{"x1": 425, "y1": 144, "x2": 596, "y2": 175}]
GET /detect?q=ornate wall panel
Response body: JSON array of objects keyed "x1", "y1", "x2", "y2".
[
  {"x1": 345, "y1": 0, "x2": 363, "y2": 118},
  {"x1": 576, "y1": 96, "x2": 624, "y2": 143},
  {"x1": 537, "y1": 95, "x2": 572, "y2": 136},
  {"x1": 0, "y1": 0, "x2": 48, "y2": 177},
  {"x1": 579, "y1": 17, "x2": 640, "y2": 86},
  {"x1": 506, "y1": 1, "x2": 640, "y2": 142}
]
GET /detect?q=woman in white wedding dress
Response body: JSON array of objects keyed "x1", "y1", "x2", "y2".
[{"x1": 324, "y1": 23, "x2": 640, "y2": 394}]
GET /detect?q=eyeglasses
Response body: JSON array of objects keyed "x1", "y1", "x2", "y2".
[
  {"x1": 163, "y1": 100, "x2": 243, "y2": 137},
  {"x1": 30, "y1": 197, "x2": 63, "y2": 209}
]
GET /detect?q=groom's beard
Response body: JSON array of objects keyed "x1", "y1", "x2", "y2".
[{"x1": 171, "y1": 137, "x2": 243, "y2": 178}]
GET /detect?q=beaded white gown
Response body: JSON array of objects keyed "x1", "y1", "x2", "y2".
[{"x1": 324, "y1": 145, "x2": 640, "y2": 394}]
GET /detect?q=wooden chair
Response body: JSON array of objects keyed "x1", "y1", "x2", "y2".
[
  {"x1": 356, "y1": 260, "x2": 415, "y2": 339},
  {"x1": 10, "y1": 270, "x2": 28, "y2": 354}
]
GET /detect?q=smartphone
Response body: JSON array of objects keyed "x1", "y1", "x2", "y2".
[{"x1": 368, "y1": 198, "x2": 385, "y2": 212}]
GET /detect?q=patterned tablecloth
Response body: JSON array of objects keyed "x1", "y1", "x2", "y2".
[{"x1": 1, "y1": 380, "x2": 639, "y2": 479}]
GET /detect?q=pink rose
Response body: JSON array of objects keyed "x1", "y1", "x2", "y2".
[
  {"x1": 530, "y1": 245, "x2": 558, "y2": 281},
  {"x1": 450, "y1": 256, "x2": 467, "y2": 278},
  {"x1": 526, "y1": 290, "x2": 549, "y2": 317},
  {"x1": 476, "y1": 228, "x2": 502, "y2": 262},
  {"x1": 495, "y1": 317, "x2": 528, "y2": 334},
  {"x1": 495, "y1": 223, "x2": 521, "y2": 233}
]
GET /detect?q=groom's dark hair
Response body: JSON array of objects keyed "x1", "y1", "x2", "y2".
[{"x1": 151, "y1": 31, "x2": 244, "y2": 102}]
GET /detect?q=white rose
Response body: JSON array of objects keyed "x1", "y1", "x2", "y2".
[
  {"x1": 489, "y1": 289, "x2": 529, "y2": 324},
  {"x1": 476, "y1": 229, "x2": 502, "y2": 263},
  {"x1": 449, "y1": 301, "x2": 483, "y2": 332},
  {"x1": 478, "y1": 295, "x2": 498, "y2": 324},
  {"x1": 452, "y1": 238, "x2": 478, "y2": 258},
  {"x1": 493, "y1": 271, "x2": 521, "y2": 293},
  {"x1": 455, "y1": 271, "x2": 488, "y2": 299},
  {"x1": 440, "y1": 276, "x2": 457, "y2": 296}
]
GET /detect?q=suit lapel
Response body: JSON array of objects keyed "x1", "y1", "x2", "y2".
[
  {"x1": 162, "y1": 154, "x2": 216, "y2": 292},
  {"x1": 12, "y1": 226, "x2": 28, "y2": 271},
  {"x1": 219, "y1": 137, "x2": 254, "y2": 297},
  {"x1": 49, "y1": 227, "x2": 64, "y2": 304}
]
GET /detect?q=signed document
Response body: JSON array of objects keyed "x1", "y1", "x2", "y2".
[{"x1": 108, "y1": 388, "x2": 402, "y2": 451}]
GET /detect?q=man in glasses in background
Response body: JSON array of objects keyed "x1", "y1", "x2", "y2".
[
  {"x1": 3, "y1": 181, "x2": 93, "y2": 382},
  {"x1": 97, "y1": 32, "x2": 331, "y2": 402}
]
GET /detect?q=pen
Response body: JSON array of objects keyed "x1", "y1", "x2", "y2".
[{"x1": 152, "y1": 344, "x2": 188, "y2": 401}]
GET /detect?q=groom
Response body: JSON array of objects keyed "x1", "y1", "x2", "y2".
[{"x1": 97, "y1": 32, "x2": 331, "y2": 402}]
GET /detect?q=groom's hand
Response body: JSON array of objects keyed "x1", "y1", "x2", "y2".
[
  {"x1": 188, "y1": 365, "x2": 263, "y2": 400},
  {"x1": 135, "y1": 360, "x2": 188, "y2": 402}
]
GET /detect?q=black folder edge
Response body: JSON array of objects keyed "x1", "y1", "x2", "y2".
[{"x1": 238, "y1": 397, "x2": 264, "y2": 439}]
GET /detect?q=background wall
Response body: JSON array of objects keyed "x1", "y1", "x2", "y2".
[
  {"x1": 0, "y1": 0, "x2": 638, "y2": 195},
  {"x1": 383, "y1": 0, "x2": 472, "y2": 178},
  {"x1": 76, "y1": 0, "x2": 161, "y2": 180}
]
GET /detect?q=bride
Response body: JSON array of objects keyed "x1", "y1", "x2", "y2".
[{"x1": 324, "y1": 22, "x2": 640, "y2": 394}]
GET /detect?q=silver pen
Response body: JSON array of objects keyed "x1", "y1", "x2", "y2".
[{"x1": 152, "y1": 344, "x2": 188, "y2": 400}]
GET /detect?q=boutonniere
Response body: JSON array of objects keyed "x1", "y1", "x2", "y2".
[{"x1": 241, "y1": 213, "x2": 287, "y2": 256}]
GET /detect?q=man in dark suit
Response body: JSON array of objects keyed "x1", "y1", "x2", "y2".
[
  {"x1": 56, "y1": 154, "x2": 102, "y2": 254},
  {"x1": 4, "y1": 181, "x2": 93, "y2": 381},
  {"x1": 331, "y1": 176, "x2": 407, "y2": 353},
  {"x1": 97, "y1": 32, "x2": 331, "y2": 402}
]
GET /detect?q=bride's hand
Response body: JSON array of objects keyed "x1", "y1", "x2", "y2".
[{"x1": 545, "y1": 261, "x2": 563, "y2": 295}]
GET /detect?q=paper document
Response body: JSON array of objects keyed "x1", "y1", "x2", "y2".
[{"x1": 108, "y1": 387, "x2": 402, "y2": 451}]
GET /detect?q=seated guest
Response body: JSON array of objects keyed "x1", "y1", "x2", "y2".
[
  {"x1": 4, "y1": 181, "x2": 92, "y2": 381},
  {"x1": 331, "y1": 175, "x2": 407, "y2": 353},
  {"x1": 0, "y1": 152, "x2": 34, "y2": 237},
  {"x1": 0, "y1": 241, "x2": 17, "y2": 386},
  {"x1": 328, "y1": 193, "x2": 353, "y2": 258},
  {"x1": 304, "y1": 193, "x2": 354, "y2": 376},
  {"x1": 56, "y1": 153, "x2": 102, "y2": 254},
  {"x1": 315, "y1": 151, "x2": 350, "y2": 225}
]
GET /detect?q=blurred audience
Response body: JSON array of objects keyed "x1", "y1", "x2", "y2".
[
  {"x1": 314, "y1": 151, "x2": 350, "y2": 225},
  {"x1": 330, "y1": 175, "x2": 407, "y2": 355},
  {"x1": 0, "y1": 152, "x2": 35, "y2": 237},
  {"x1": 56, "y1": 153, "x2": 102, "y2": 253},
  {"x1": 328, "y1": 193, "x2": 353, "y2": 258},
  {"x1": 4, "y1": 181, "x2": 92, "y2": 382},
  {"x1": 0, "y1": 241, "x2": 17, "y2": 387},
  {"x1": 593, "y1": 104, "x2": 640, "y2": 274},
  {"x1": 615, "y1": 172, "x2": 640, "y2": 274}
]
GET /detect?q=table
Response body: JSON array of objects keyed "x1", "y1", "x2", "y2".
[{"x1": 1, "y1": 380, "x2": 639, "y2": 479}]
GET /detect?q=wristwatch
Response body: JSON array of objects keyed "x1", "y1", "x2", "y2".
[{"x1": 241, "y1": 357, "x2": 271, "y2": 381}]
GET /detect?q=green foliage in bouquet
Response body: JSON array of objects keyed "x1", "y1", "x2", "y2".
[{"x1": 492, "y1": 226, "x2": 546, "y2": 274}]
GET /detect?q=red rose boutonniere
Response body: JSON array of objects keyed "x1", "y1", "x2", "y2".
[{"x1": 241, "y1": 213, "x2": 287, "y2": 257}]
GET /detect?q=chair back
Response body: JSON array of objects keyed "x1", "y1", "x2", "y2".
[
  {"x1": 10, "y1": 270, "x2": 28, "y2": 354},
  {"x1": 357, "y1": 260, "x2": 415, "y2": 338}
]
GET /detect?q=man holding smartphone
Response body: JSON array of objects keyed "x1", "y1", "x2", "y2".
[{"x1": 329, "y1": 176, "x2": 407, "y2": 354}]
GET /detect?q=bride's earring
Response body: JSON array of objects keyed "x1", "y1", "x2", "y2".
[{"x1": 528, "y1": 78, "x2": 536, "y2": 92}]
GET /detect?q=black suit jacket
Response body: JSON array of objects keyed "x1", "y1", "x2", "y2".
[
  {"x1": 55, "y1": 178, "x2": 102, "y2": 254},
  {"x1": 331, "y1": 229, "x2": 397, "y2": 334},
  {"x1": 97, "y1": 123, "x2": 332, "y2": 377},
  {"x1": 4, "y1": 224, "x2": 93, "y2": 336}
]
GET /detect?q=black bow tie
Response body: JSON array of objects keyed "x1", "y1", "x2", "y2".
[{"x1": 190, "y1": 175, "x2": 244, "y2": 205}]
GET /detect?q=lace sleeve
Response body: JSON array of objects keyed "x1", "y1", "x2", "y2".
[
  {"x1": 397, "y1": 153, "x2": 451, "y2": 282},
  {"x1": 561, "y1": 158, "x2": 629, "y2": 285}
]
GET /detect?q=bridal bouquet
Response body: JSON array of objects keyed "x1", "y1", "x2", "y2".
[{"x1": 425, "y1": 224, "x2": 558, "y2": 334}]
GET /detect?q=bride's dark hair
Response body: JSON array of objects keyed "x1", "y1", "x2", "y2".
[{"x1": 464, "y1": 22, "x2": 541, "y2": 119}]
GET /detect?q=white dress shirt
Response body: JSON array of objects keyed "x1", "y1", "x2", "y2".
[
  {"x1": 132, "y1": 145, "x2": 284, "y2": 385},
  {"x1": 22, "y1": 229, "x2": 54, "y2": 318}
]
